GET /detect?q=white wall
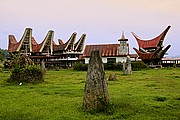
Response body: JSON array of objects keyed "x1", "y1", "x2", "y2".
[
  {"x1": 85, "y1": 58, "x2": 90, "y2": 64},
  {"x1": 116, "y1": 57, "x2": 127, "y2": 63},
  {"x1": 85, "y1": 57, "x2": 107, "y2": 64},
  {"x1": 85, "y1": 56, "x2": 127, "y2": 64},
  {"x1": 102, "y1": 57, "x2": 107, "y2": 63}
]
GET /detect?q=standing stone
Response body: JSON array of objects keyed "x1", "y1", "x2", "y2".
[
  {"x1": 123, "y1": 56, "x2": 132, "y2": 75},
  {"x1": 108, "y1": 73, "x2": 117, "y2": 81},
  {"x1": 83, "y1": 50, "x2": 110, "y2": 111},
  {"x1": 41, "y1": 60, "x2": 46, "y2": 73},
  {"x1": 122, "y1": 61, "x2": 126, "y2": 73}
]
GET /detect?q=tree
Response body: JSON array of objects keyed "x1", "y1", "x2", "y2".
[{"x1": 0, "y1": 48, "x2": 9, "y2": 61}]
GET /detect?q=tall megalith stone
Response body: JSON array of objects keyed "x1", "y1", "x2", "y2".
[
  {"x1": 83, "y1": 50, "x2": 110, "y2": 111},
  {"x1": 123, "y1": 56, "x2": 132, "y2": 75}
]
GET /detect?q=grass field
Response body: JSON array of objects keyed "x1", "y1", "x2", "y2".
[{"x1": 0, "y1": 68, "x2": 180, "y2": 120}]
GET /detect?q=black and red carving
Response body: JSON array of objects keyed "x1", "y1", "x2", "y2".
[{"x1": 132, "y1": 26, "x2": 171, "y2": 65}]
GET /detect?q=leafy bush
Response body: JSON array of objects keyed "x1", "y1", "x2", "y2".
[
  {"x1": 73, "y1": 63, "x2": 88, "y2": 71},
  {"x1": 7, "y1": 53, "x2": 44, "y2": 83},
  {"x1": 0, "y1": 64, "x2": 3, "y2": 72},
  {"x1": 131, "y1": 61, "x2": 148, "y2": 71},
  {"x1": 0, "y1": 48, "x2": 9, "y2": 61},
  {"x1": 73, "y1": 61, "x2": 147, "y2": 71},
  {"x1": 3, "y1": 60, "x2": 12, "y2": 69},
  {"x1": 9, "y1": 65, "x2": 44, "y2": 83},
  {"x1": 3, "y1": 53, "x2": 33, "y2": 69},
  {"x1": 104, "y1": 63, "x2": 123, "y2": 71}
]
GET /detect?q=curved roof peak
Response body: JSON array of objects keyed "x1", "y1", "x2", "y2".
[{"x1": 132, "y1": 26, "x2": 171, "y2": 49}]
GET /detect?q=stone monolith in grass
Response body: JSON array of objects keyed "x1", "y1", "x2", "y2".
[
  {"x1": 83, "y1": 50, "x2": 110, "y2": 111},
  {"x1": 123, "y1": 56, "x2": 132, "y2": 75}
]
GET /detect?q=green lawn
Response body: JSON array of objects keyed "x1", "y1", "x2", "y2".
[{"x1": 0, "y1": 68, "x2": 180, "y2": 120}]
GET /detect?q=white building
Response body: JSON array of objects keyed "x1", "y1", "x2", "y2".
[{"x1": 83, "y1": 32, "x2": 137, "y2": 64}]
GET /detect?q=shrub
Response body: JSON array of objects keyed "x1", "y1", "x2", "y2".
[
  {"x1": 104, "y1": 63, "x2": 123, "y2": 71},
  {"x1": 73, "y1": 63, "x2": 88, "y2": 71},
  {"x1": 7, "y1": 53, "x2": 44, "y2": 83},
  {"x1": 9, "y1": 65, "x2": 44, "y2": 83},
  {"x1": 0, "y1": 65, "x2": 3, "y2": 72},
  {"x1": 73, "y1": 61, "x2": 147, "y2": 71},
  {"x1": 3, "y1": 60, "x2": 12, "y2": 69},
  {"x1": 131, "y1": 61, "x2": 148, "y2": 71},
  {"x1": 104, "y1": 62, "x2": 147, "y2": 71}
]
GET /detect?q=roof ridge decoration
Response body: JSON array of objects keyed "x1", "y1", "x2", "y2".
[
  {"x1": 132, "y1": 26, "x2": 171, "y2": 65},
  {"x1": 132, "y1": 26, "x2": 171, "y2": 49},
  {"x1": 74, "y1": 34, "x2": 86, "y2": 51},
  {"x1": 16, "y1": 28, "x2": 32, "y2": 52},
  {"x1": 8, "y1": 28, "x2": 86, "y2": 54},
  {"x1": 8, "y1": 35, "x2": 17, "y2": 44},
  {"x1": 118, "y1": 31, "x2": 128, "y2": 41},
  {"x1": 39, "y1": 30, "x2": 54, "y2": 54},
  {"x1": 64, "y1": 32, "x2": 77, "y2": 51},
  {"x1": 8, "y1": 35, "x2": 18, "y2": 52},
  {"x1": 31, "y1": 37, "x2": 38, "y2": 45},
  {"x1": 58, "y1": 39, "x2": 64, "y2": 45}
]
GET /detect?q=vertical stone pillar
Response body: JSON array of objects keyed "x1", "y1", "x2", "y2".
[
  {"x1": 41, "y1": 60, "x2": 46, "y2": 73},
  {"x1": 83, "y1": 50, "x2": 110, "y2": 111},
  {"x1": 122, "y1": 61, "x2": 126, "y2": 73},
  {"x1": 123, "y1": 56, "x2": 132, "y2": 75}
]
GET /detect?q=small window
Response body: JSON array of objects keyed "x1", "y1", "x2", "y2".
[{"x1": 107, "y1": 58, "x2": 116, "y2": 64}]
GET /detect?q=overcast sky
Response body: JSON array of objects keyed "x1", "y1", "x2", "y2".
[{"x1": 0, "y1": 0, "x2": 180, "y2": 56}]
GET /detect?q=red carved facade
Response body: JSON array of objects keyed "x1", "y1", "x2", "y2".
[
  {"x1": 132, "y1": 26, "x2": 171, "y2": 65},
  {"x1": 8, "y1": 28, "x2": 86, "y2": 67}
]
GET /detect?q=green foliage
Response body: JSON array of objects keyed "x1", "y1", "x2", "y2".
[
  {"x1": 0, "y1": 48, "x2": 9, "y2": 61},
  {"x1": 73, "y1": 62, "x2": 88, "y2": 71},
  {"x1": 73, "y1": 61, "x2": 148, "y2": 71},
  {"x1": 104, "y1": 63, "x2": 123, "y2": 71},
  {"x1": 7, "y1": 53, "x2": 44, "y2": 83},
  {"x1": 173, "y1": 63, "x2": 177, "y2": 68},
  {"x1": 0, "y1": 62, "x2": 3, "y2": 72},
  {"x1": 9, "y1": 65, "x2": 44, "y2": 83},
  {"x1": 10, "y1": 53, "x2": 33, "y2": 69},
  {"x1": 3, "y1": 53, "x2": 33, "y2": 69},
  {"x1": 3, "y1": 60, "x2": 12, "y2": 69},
  {"x1": 131, "y1": 61, "x2": 148, "y2": 71}
]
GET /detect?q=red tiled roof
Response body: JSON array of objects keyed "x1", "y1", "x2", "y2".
[
  {"x1": 32, "y1": 44, "x2": 41, "y2": 52},
  {"x1": 53, "y1": 44, "x2": 65, "y2": 51},
  {"x1": 8, "y1": 43, "x2": 19, "y2": 52},
  {"x1": 52, "y1": 41, "x2": 57, "y2": 45},
  {"x1": 8, "y1": 35, "x2": 20, "y2": 52},
  {"x1": 58, "y1": 39, "x2": 64, "y2": 45},
  {"x1": 8, "y1": 35, "x2": 17, "y2": 44},
  {"x1": 31, "y1": 37, "x2": 38, "y2": 45},
  {"x1": 83, "y1": 44, "x2": 125, "y2": 57},
  {"x1": 31, "y1": 37, "x2": 41, "y2": 52}
]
